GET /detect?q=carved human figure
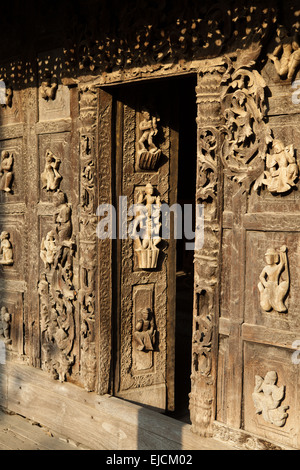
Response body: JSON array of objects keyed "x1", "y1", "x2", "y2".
[
  {"x1": 133, "y1": 184, "x2": 161, "y2": 270},
  {"x1": 268, "y1": 26, "x2": 300, "y2": 80},
  {"x1": 252, "y1": 371, "x2": 289, "y2": 427},
  {"x1": 41, "y1": 150, "x2": 62, "y2": 191},
  {"x1": 0, "y1": 150, "x2": 14, "y2": 192},
  {"x1": 263, "y1": 140, "x2": 298, "y2": 193},
  {"x1": 133, "y1": 308, "x2": 156, "y2": 352},
  {"x1": 54, "y1": 191, "x2": 72, "y2": 243},
  {"x1": 0, "y1": 81, "x2": 13, "y2": 108},
  {"x1": 40, "y1": 76, "x2": 58, "y2": 100},
  {"x1": 40, "y1": 230, "x2": 57, "y2": 268},
  {"x1": 0, "y1": 231, "x2": 13, "y2": 265},
  {"x1": 258, "y1": 245, "x2": 289, "y2": 313},
  {"x1": 0, "y1": 306, "x2": 11, "y2": 344},
  {"x1": 138, "y1": 109, "x2": 160, "y2": 154},
  {"x1": 135, "y1": 183, "x2": 161, "y2": 248}
]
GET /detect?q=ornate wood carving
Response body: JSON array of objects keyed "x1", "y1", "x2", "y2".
[
  {"x1": 138, "y1": 110, "x2": 162, "y2": 170},
  {"x1": 220, "y1": 47, "x2": 273, "y2": 193},
  {"x1": 40, "y1": 74, "x2": 58, "y2": 101},
  {"x1": 258, "y1": 245, "x2": 289, "y2": 314},
  {"x1": 133, "y1": 183, "x2": 162, "y2": 270},
  {"x1": 0, "y1": 306, "x2": 11, "y2": 346},
  {"x1": 38, "y1": 189, "x2": 76, "y2": 382},
  {"x1": 78, "y1": 86, "x2": 98, "y2": 391},
  {"x1": 0, "y1": 80, "x2": 13, "y2": 108},
  {"x1": 0, "y1": 151, "x2": 14, "y2": 193},
  {"x1": 252, "y1": 371, "x2": 289, "y2": 427},
  {"x1": 41, "y1": 150, "x2": 62, "y2": 192},
  {"x1": 190, "y1": 62, "x2": 225, "y2": 437},
  {"x1": 0, "y1": 231, "x2": 13, "y2": 265},
  {"x1": 268, "y1": 26, "x2": 300, "y2": 81},
  {"x1": 260, "y1": 141, "x2": 299, "y2": 194}
]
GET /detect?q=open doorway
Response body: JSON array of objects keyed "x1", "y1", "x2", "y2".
[
  {"x1": 107, "y1": 74, "x2": 197, "y2": 419},
  {"x1": 171, "y1": 75, "x2": 197, "y2": 423}
]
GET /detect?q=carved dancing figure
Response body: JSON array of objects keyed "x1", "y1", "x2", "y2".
[
  {"x1": 138, "y1": 109, "x2": 162, "y2": 170},
  {"x1": 0, "y1": 231, "x2": 13, "y2": 265},
  {"x1": 133, "y1": 308, "x2": 156, "y2": 352},
  {"x1": 258, "y1": 245, "x2": 289, "y2": 313},
  {"x1": 40, "y1": 230, "x2": 57, "y2": 268},
  {"x1": 139, "y1": 109, "x2": 160, "y2": 153},
  {"x1": 268, "y1": 26, "x2": 300, "y2": 80},
  {"x1": 41, "y1": 150, "x2": 62, "y2": 191},
  {"x1": 252, "y1": 371, "x2": 289, "y2": 427},
  {"x1": 0, "y1": 150, "x2": 14, "y2": 192},
  {"x1": 263, "y1": 140, "x2": 298, "y2": 193}
]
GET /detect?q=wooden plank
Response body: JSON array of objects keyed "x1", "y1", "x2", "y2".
[
  {"x1": 243, "y1": 213, "x2": 300, "y2": 232},
  {"x1": 1, "y1": 361, "x2": 235, "y2": 450},
  {"x1": 242, "y1": 323, "x2": 299, "y2": 350}
]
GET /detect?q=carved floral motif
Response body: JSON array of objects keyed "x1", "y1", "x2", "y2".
[
  {"x1": 78, "y1": 87, "x2": 98, "y2": 391},
  {"x1": 220, "y1": 47, "x2": 273, "y2": 192}
]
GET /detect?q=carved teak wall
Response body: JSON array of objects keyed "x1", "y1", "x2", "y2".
[{"x1": 1, "y1": 0, "x2": 300, "y2": 450}]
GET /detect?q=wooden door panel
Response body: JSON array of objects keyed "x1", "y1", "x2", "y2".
[{"x1": 113, "y1": 80, "x2": 178, "y2": 411}]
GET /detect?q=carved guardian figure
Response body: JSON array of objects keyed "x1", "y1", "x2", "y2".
[{"x1": 258, "y1": 245, "x2": 289, "y2": 313}]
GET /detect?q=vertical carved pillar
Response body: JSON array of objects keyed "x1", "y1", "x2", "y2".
[
  {"x1": 189, "y1": 62, "x2": 225, "y2": 437},
  {"x1": 78, "y1": 86, "x2": 98, "y2": 391}
]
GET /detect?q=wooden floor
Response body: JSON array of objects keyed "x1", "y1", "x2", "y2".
[{"x1": 0, "y1": 410, "x2": 89, "y2": 450}]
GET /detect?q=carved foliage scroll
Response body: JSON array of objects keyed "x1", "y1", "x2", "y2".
[
  {"x1": 190, "y1": 65, "x2": 224, "y2": 437},
  {"x1": 78, "y1": 86, "x2": 98, "y2": 391},
  {"x1": 220, "y1": 49, "x2": 272, "y2": 192}
]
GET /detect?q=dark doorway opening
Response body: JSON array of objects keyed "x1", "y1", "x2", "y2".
[{"x1": 171, "y1": 75, "x2": 197, "y2": 423}]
